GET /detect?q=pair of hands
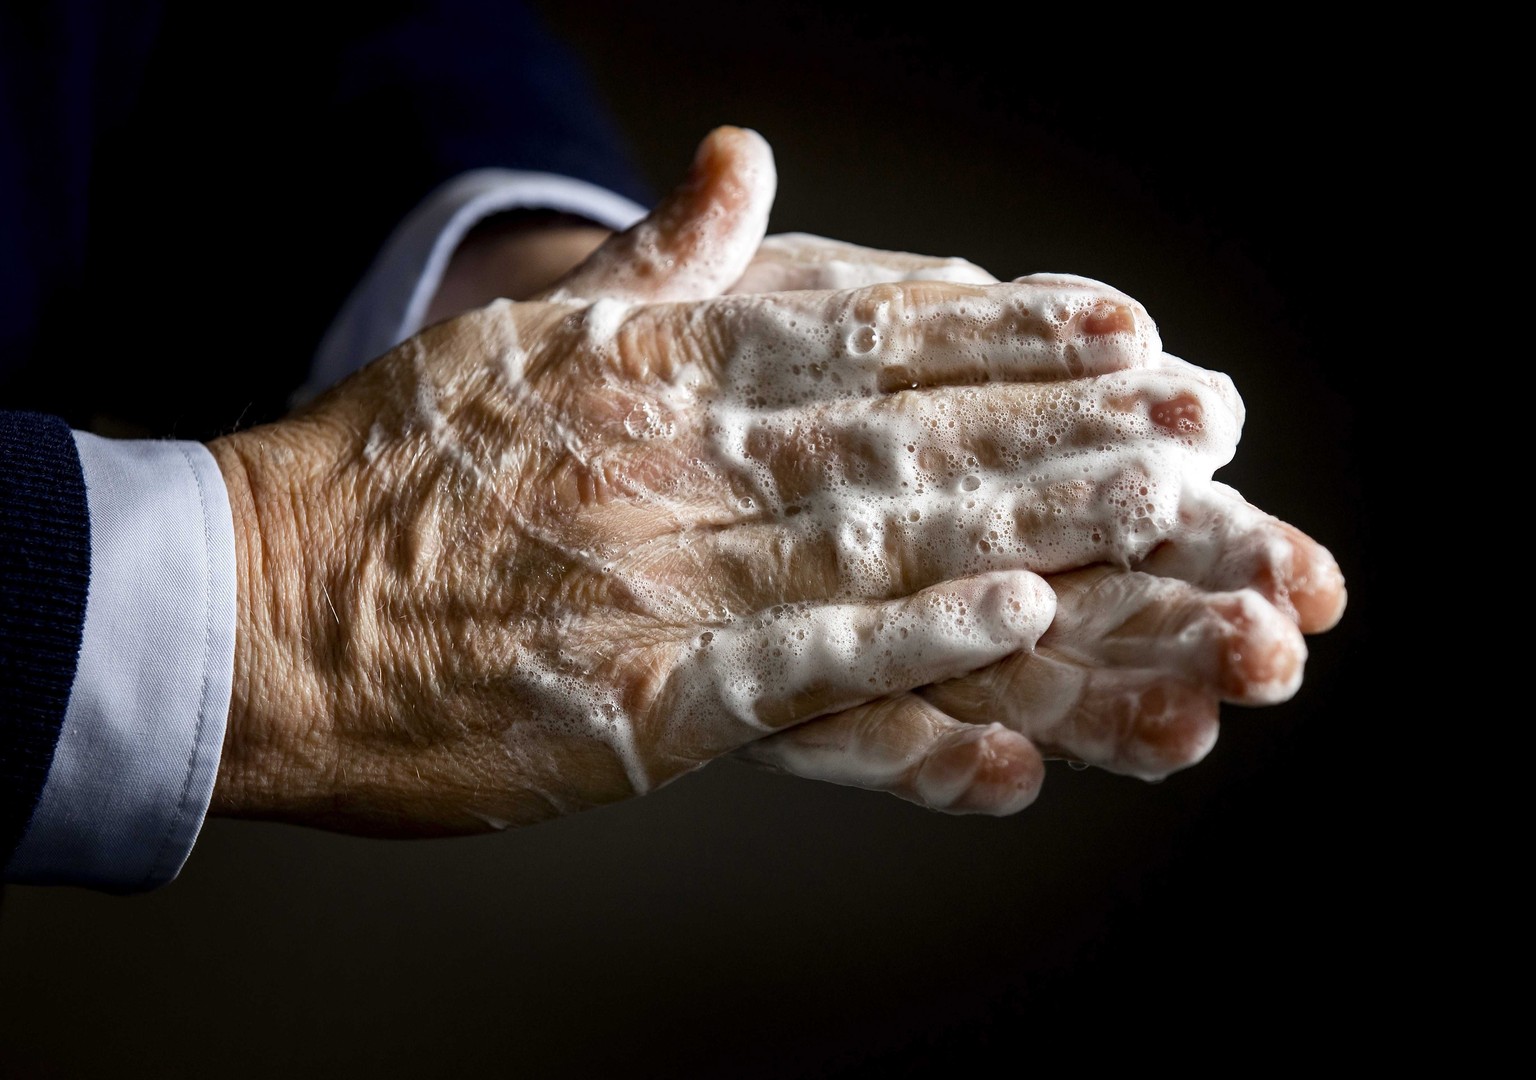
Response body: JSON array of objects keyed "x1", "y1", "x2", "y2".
[{"x1": 206, "y1": 127, "x2": 1345, "y2": 834}]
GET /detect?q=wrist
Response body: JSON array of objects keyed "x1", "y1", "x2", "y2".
[
  {"x1": 206, "y1": 426, "x2": 340, "y2": 821},
  {"x1": 424, "y1": 210, "x2": 611, "y2": 325}
]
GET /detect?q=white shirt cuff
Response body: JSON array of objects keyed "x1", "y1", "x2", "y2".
[
  {"x1": 5, "y1": 434, "x2": 236, "y2": 892},
  {"x1": 300, "y1": 169, "x2": 646, "y2": 402}
]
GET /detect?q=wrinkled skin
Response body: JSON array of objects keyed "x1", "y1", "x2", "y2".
[{"x1": 208, "y1": 127, "x2": 1345, "y2": 833}]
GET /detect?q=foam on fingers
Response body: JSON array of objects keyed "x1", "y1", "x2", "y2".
[
  {"x1": 702, "y1": 278, "x2": 1162, "y2": 411},
  {"x1": 1138, "y1": 481, "x2": 1348, "y2": 633},
  {"x1": 741, "y1": 694, "x2": 1046, "y2": 815},
  {"x1": 659, "y1": 568, "x2": 1056, "y2": 743}
]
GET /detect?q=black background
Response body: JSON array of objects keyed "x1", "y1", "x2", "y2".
[{"x1": 2, "y1": 5, "x2": 1391, "y2": 1076}]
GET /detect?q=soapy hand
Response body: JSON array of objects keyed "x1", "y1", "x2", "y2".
[
  {"x1": 536, "y1": 127, "x2": 1346, "y2": 813},
  {"x1": 719, "y1": 206, "x2": 1347, "y2": 810},
  {"x1": 206, "y1": 128, "x2": 1231, "y2": 833}
]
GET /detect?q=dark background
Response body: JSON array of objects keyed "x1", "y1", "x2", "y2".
[{"x1": 2, "y1": 4, "x2": 1389, "y2": 1076}]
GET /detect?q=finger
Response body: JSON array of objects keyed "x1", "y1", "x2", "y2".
[
  {"x1": 921, "y1": 567, "x2": 1309, "y2": 780},
  {"x1": 729, "y1": 232, "x2": 999, "y2": 293},
  {"x1": 919, "y1": 635, "x2": 1222, "y2": 783},
  {"x1": 1041, "y1": 568, "x2": 1307, "y2": 706},
  {"x1": 592, "y1": 275, "x2": 1159, "y2": 398},
  {"x1": 727, "y1": 366, "x2": 1242, "y2": 497},
  {"x1": 693, "y1": 278, "x2": 1162, "y2": 409},
  {"x1": 965, "y1": 656, "x2": 1225, "y2": 782},
  {"x1": 1137, "y1": 481, "x2": 1348, "y2": 633},
  {"x1": 540, "y1": 126, "x2": 774, "y2": 305},
  {"x1": 739, "y1": 694, "x2": 1045, "y2": 815},
  {"x1": 1152, "y1": 352, "x2": 1244, "y2": 429},
  {"x1": 656, "y1": 569, "x2": 1055, "y2": 740}
]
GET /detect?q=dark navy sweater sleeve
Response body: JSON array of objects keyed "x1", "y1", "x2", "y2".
[{"x1": 0, "y1": 412, "x2": 89, "y2": 864}]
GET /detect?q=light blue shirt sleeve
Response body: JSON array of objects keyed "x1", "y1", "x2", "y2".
[{"x1": 8, "y1": 171, "x2": 647, "y2": 891}]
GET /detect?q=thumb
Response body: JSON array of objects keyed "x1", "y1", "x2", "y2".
[{"x1": 539, "y1": 126, "x2": 775, "y2": 304}]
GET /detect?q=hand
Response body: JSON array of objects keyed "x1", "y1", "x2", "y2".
[
  {"x1": 205, "y1": 128, "x2": 1200, "y2": 835},
  {"x1": 713, "y1": 249, "x2": 1347, "y2": 814},
  {"x1": 498, "y1": 127, "x2": 1344, "y2": 818}
]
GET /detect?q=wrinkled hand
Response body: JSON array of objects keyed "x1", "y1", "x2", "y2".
[
  {"x1": 529, "y1": 126, "x2": 1343, "y2": 816},
  {"x1": 206, "y1": 128, "x2": 1224, "y2": 834}
]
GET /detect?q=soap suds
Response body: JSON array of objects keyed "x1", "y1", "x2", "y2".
[{"x1": 419, "y1": 271, "x2": 1273, "y2": 804}]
